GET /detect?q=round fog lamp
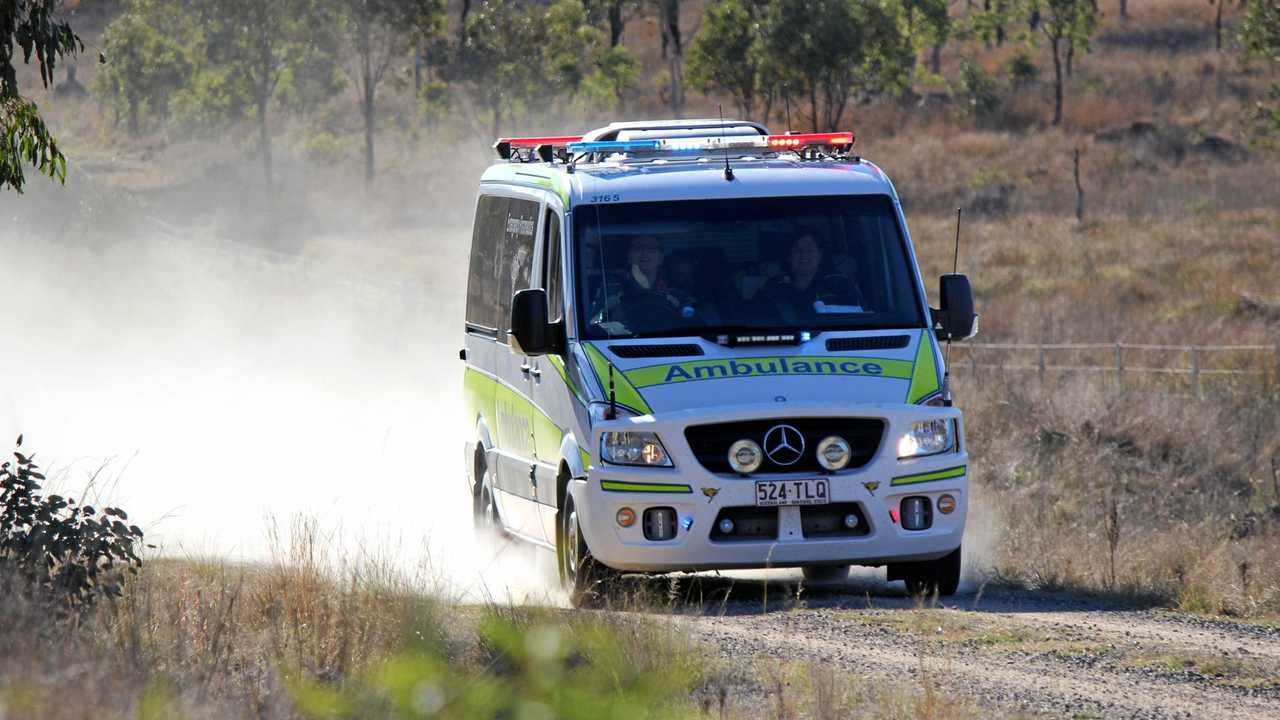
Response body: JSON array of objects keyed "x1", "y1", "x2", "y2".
[
  {"x1": 727, "y1": 439, "x2": 763, "y2": 474},
  {"x1": 843, "y1": 513, "x2": 860, "y2": 529},
  {"x1": 816, "y1": 436, "x2": 851, "y2": 471},
  {"x1": 616, "y1": 507, "x2": 636, "y2": 527},
  {"x1": 718, "y1": 518, "x2": 735, "y2": 534},
  {"x1": 937, "y1": 494, "x2": 957, "y2": 515}
]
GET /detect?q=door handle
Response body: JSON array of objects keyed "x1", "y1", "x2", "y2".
[
  {"x1": 529, "y1": 365, "x2": 542, "y2": 380},
  {"x1": 520, "y1": 363, "x2": 532, "y2": 375}
]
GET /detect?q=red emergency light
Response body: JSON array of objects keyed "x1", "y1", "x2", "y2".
[{"x1": 766, "y1": 131, "x2": 855, "y2": 149}]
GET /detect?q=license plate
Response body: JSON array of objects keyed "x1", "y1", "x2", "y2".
[{"x1": 754, "y1": 478, "x2": 830, "y2": 507}]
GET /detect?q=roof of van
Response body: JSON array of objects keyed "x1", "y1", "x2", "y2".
[{"x1": 478, "y1": 158, "x2": 898, "y2": 208}]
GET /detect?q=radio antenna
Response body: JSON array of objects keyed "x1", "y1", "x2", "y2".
[
  {"x1": 606, "y1": 364, "x2": 618, "y2": 420},
  {"x1": 942, "y1": 207, "x2": 963, "y2": 407},
  {"x1": 717, "y1": 104, "x2": 734, "y2": 181}
]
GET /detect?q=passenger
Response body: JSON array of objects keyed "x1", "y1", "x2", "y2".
[{"x1": 758, "y1": 234, "x2": 864, "y2": 323}]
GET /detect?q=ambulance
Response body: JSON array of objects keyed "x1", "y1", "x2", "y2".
[{"x1": 460, "y1": 120, "x2": 976, "y2": 604}]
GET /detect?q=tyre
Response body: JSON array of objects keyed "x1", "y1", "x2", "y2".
[
  {"x1": 801, "y1": 564, "x2": 850, "y2": 584},
  {"x1": 893, "y1": 546, "x2": 961, "y2": 597},
  {"x1": 472, "y1": 468, "x2": 502, "y2": 540},
  {"x1": 558, "y1": 494, "x2": 616, "y2": 607}
]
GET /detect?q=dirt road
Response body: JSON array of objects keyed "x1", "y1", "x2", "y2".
[{"x1": 622, "y1": 574, "x2": 1280, "y2": 719}]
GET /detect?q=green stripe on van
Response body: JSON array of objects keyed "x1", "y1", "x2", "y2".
[
  {"x1": 891, "y1": 465, "x2": 966, "y2": 486},
  {"x1": 625, "y1": 355, "x2": 912, "y2": 388},
  {"x1": 600, "y1": 480, "x2": 693, "y2": 494}
]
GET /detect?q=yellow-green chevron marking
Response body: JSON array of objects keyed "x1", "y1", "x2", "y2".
[
  {"x1": 891, "y1": 465, "x2": 966, "y2": 486},
  {"x1": 906, "y1": 329, "x2": 941, "y2": 404},
  {"x1": 583, "y1": 343, "x2": 653, "y2": 415},
  {"x1": 600, "y1": 480, "x2": 693, "y2": 494}
]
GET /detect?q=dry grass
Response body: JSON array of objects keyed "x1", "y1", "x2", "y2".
[{"x1": 0, "y1": 519, "x2": 710, "y2": 719}]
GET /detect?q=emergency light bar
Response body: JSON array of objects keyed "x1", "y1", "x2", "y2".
[
  {"x1": 494, "y1": 130, "x2": 855, "y2": 160},
  {"x1": 566, "y1": 131, "x2": 855, "y2": 157},
  {"x1": 493, "y1": 135, "x2": 583, "y2": 160}
]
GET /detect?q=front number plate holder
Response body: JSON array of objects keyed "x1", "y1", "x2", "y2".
[{"x1": 754, "y1": 478, "x2": 830, "y2": 507}]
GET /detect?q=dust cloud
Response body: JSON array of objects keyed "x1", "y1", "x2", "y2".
[{"x1": 0, "y1": 163, "x2": 563, "y2": 605}]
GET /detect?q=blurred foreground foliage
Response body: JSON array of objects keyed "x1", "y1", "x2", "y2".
[{"x1": 285, "y1": 613, "x2": 703, "y2": 719}]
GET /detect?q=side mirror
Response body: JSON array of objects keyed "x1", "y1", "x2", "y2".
[
  {"x1": 509, "y1": 288, "x2": 564, "y2": 356},
  {"x1": 934, "y1": 274, "x2": 977, "y2": 341}
]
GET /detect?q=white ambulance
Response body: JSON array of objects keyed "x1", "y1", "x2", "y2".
[{"x1": 461, "y1": 120, "x2": 976, "y2": 604}]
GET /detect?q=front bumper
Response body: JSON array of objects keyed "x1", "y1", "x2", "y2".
[{"x1": 575, "y1": 402, "x2": 967, "y2": 572}]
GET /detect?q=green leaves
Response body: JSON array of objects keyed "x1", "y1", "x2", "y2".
[
  {"x1": 2, "y1": 0, "x2": 82, "y2": 193},
  {"x1": 0, "y1": 437, "x2": 146, "y2": 613},
  {"x1": 0, "y1": 95, "x2": 66, "y2": 192}
]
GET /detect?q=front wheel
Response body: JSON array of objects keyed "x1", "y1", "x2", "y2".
[
  {"x1": 891, "y1": 546, "x2": 961, "y2": 597},
  {"x1": 473, "y1": 470, "x2": 501, "y2": 540},
  {"x1": 558, "y1": 494, "x2": 616, "y2": 607}
]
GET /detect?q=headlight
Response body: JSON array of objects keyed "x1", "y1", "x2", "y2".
[
  {"x1": 600, "y1": 431, "x2": 673, "y2": 467},
  {"x1": 897, "y1": 419, "x2": 955, "y2": 458}
]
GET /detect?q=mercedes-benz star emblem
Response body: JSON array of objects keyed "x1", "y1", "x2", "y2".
[{"x1": 762, "y1": 424, "x2": 805, "y2": 466}]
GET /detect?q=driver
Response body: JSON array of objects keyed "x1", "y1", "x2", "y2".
[
  {"x1": 592, "y1": 235, "x2": 682, "y2": 331},
  {"x1": 758, "y1": 233, "x2": 864, "y2": 323}
]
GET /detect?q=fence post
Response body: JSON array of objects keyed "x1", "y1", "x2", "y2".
[
  {"x1": 1114, "y1": 342, "x2": 1124, "y2": 387},
  {"x1": 1190, "y1": 347, "x2": 1201, "y2": 400},
  {"x1": 1038, "y1": 344, "x2": 1046, "y2": 382}
]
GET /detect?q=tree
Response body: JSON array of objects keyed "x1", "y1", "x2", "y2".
[
  {"x1": 585, "y1": 0, "x2": 640, "y2": 47},
  {"x1": 95, "y1": 0, "x2": 193, "y2": 136},
  {"x1": 900, "y1": 0, "x2": 951, "y2": 75},
  {"x1": 757, "y1": 0, "x2": 912, "y2": 132},
  {"x1": 452, "y1": 0, "x2": 546, "y2": 139},
  {"x1": 331, "y1": 0, "x2": 445, "y2": 185},
  {"x1": 1035, "y1": 0, "x2": 1096, "y2": 126},
  {"x1": 2, "y1": 0, "x2": 81, "y2": 193},
  {"x1": 686, "y1": 0, "x2": 767, "y2": 119},
  {"x1": 1240, "y1": 0, "x2": 1280, "y2": 136}
]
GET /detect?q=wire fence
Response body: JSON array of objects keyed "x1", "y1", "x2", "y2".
[{"x1": 950, "y1": 341, "x2": 1280, "y2": 398}]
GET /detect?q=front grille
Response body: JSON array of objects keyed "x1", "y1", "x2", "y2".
[
  {"x1": 800, "y1": 503, "x2": 871, "y2": 538},
  {"x1": 610, "y1": 343, "x2": 704, "y2": 358},
  {"x1": 685, "y1": 418, "x2": 884, "y2": 475},
  {"x1": 709, "y1": 506, "x2": 778, "y2": 542},
  {"x1": 824, "y1": 334, "x2": 911, "y2": 352}
]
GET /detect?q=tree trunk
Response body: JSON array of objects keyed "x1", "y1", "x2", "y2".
[
  {"x1": 1119, "y1": 0, "x2": 1128, "y2": 20},
  {"x1": 659, "y1": 1, "x2": 683, "y2": 118},
  {"x1": 1214, "y1": 0, "x2": 1224, "y2": 52},
  {"x1": 363, "y1": 81, "x2": 375, "y2": 185},
  {"x1": 258, "y1": 94, "x2": 273, "y2": 190},
  {"x1": 608, "y1": 1, "x2": 625, "y2": 47},
  {"x1": 930, "y1": 43, "x2": 942, "y2": 75},
  {"x1": 809, "y1": 85, "x2": 818, "y2": 132},
  {"x1": 1051, "y1": 35, "x2": 1064, "y2": 126},
  {"x1": 1066, "y1": 39, "x2": 1075, "y2": 77},
  {"x1": 460, "y1": 0, "x2": 471, "y2": 44}
]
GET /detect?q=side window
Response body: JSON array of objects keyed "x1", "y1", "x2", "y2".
[
  {"x1": 542, "y1": 210, "x2": 564, "y2": 323},
  {"x1": 497, "y1": 198, "x2": 539, "y2": 336},
  {"x1": 466, "y1": 195, "x2": 507, "y2": 331}
]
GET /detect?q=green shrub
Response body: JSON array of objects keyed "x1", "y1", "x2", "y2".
[{"x1": 0, "y1": 436, "x2": 145, "y2": 612}]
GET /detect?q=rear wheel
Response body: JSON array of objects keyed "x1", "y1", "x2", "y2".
[
  {"x1": 892, "y1": 546, "x2": 962, "y2": 597},
  {"x1": 801, "y1": 564, "x2": 850, "y2": 584},
  {"x1": 558, "y1": 494, "x2": 616, "y2": 607}
]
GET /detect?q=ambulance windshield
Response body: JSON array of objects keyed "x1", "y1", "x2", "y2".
[{"x1": 574, "y1": 194, "x2": 926, "y2": 340}]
